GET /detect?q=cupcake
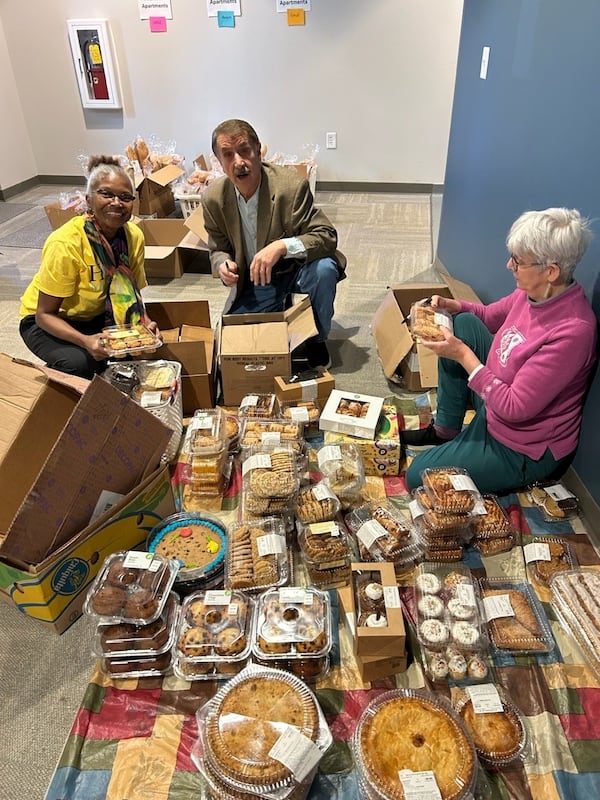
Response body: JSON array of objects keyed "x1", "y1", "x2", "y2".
[
  {"x1": 448, "y1": 653, "x2": 468, "y2": 680},
  {"x1": 358, "y1": 581, "x2": 385, "y2": 612}
]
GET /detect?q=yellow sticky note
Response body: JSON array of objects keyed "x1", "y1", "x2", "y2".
[{"x1": 288, "y1": 9, "x2": 305, "y2": 26}]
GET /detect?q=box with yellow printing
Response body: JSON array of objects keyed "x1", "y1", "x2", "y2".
[
  {"x1": 0, "y1": 466, "x2": 175, "y2": 634},
  {"x1": 323, "y1": 404, "x2": 402, "y2": 476}
]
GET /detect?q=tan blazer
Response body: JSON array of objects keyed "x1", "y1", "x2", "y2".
[{"x1": 201, "y1": 162, "x2": 346, "y2": 303}]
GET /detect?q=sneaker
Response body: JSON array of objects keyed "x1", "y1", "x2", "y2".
[
  {"x1": 401, "y1": 421, "x2": 448, "y2": 449},
  {"x1": 305, "y1": 339, "x2": 332, "y2": 370}
]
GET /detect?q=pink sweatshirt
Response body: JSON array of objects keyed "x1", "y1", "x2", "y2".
[{"x1": 460, "y1": 283, "x2": 597, "y2": 459}]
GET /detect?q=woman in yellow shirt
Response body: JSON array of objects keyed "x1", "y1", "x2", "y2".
[{"x1": 19, "y1": 155, "x2": 158, "y2": 379}]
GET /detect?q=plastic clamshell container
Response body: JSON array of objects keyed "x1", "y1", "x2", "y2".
[
  {"x1": 550, "y1": 568, "x2": 600, "y2": 680},
  {"x1": 172, "y1": 588, "x2": 254, "y2": 681},
  {"x1": 414, "y1": 564, "x2": 488, "y2": 668},
  {"x1": 241, "y1": 445, "x2": 300, "y2": 518},
  {"x1": 101, "y1": 649, "x2": 172, "y2": 679},
  {"x1": 100, "y1": 323, "x2": 161, "y2": 356},
  {"x1": 237, "y1": 392, "x2": 278, "y2": 418},
  {"x1": 103, "y1": 359, "x2": 178, "y2": 404},
  {"x1": 83, "y1": 550, "x2": 178, "y2": 625},
  {"x1": 347, "y1": 499, "x2": 423, "y2": 570},
  {"x1": 479, "y1": 577, "x2": 555, "y2": 655},
  {"x1": 421, "y1": 466, "x2": 481, "y2": 514},
  {"x1": 251, "y1": 586, "x2": 331, "y2": 680},
  {"x1": 192, "y1": 664, "x2": 333, "y2": 797},
  {"x1": 239, "y1": 416, "x2": 305, "y2": 455},
  {"x1": 187, "y1": 408, "x2": 228, "y2": 456},
  {"x1": 93, "y1": 591, "x2": 179, "y2": 658},
  {"x1": 146, "y1": 511, "x2": 228, "y2": 592},
  {"x1": 410, "y1": 301, "x2": 454, "y2": 341},
  {"x1": 526, "y1": 481, "x2": 580, "y2": 522},
  {"x1": 525, "y1": 537, "x2": 578, "y2": 587},
  {"x1": 278, "y1": 398, "x2": 321, "y2": 428},
  {"x1": 351, "y1": 688, "x2": 477, "y2": 800},
  {"x1": 316, "y1": 442, "x2": 365, "y2": 498},
  {"x1": 225, "y1": 517, "x2": 289, "y2": 593},
  {"x1": 297, "y1": 519, "x2": 352, "y2": 589},
  {"x1": 294, "y1": 480, "x2": 341, "y2": 524},
  {"x1": 454, "y1": 687, "x2": 528, "y2": 767}
]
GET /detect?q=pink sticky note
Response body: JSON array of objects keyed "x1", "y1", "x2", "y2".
[{"x1": 149, "y1": 16, "x2": 167, "y2": 33}]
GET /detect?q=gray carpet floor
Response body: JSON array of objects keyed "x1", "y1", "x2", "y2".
[{"x1": 0, "y1": 185, "x2": 441, "y2": 800}]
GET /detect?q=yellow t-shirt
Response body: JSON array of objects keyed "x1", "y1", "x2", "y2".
[{"x1": 19, "y1": 215, "x2": 147, "y2": 320}]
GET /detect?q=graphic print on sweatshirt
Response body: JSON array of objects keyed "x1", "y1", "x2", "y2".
[{"x1": 497, "y1": 325, "x2": 525, "y2": 366}]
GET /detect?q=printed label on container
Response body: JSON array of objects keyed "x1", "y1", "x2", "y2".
[
  {"x1": 308, "y1": 521, "x2": 340, "y2": 537},
  {"x1": 280, "y1": 587, "x2": 311, "y2": 605},
  {"x1": 270, "y1": 727, "x2": 321, "y2": 782},
  {"x1": 312, "y1": 482, "x2": 335, "y2": 501},
  {"x1": 383, "y1": 585, "x2": 401, "y2": 608},
  {"x1": 449, "y1": 474, "x2": 477, "y2": 492},
  {"x1": 140, "y1": 390, "x2": 163, "y2": 408},
  {"x1": 204, "y1": 589, "x2": 233, "y2": 605},
  {"x1": 466, "y1": 683, "x2": 503, "y2": 713},
  {"x1": 261, "y1": 431, "x2": 282, "y2": 446},
  {"x1": 544, "y1": 483, "x2": 575, "y2": 501},
  {"x1": 123, "y1": 551, "x2": 160, "y2": 570},
  {"x1": 288, "y1": 406, "x2": 310, "y2": 422},
  {"x1": 455, "y1": 583, "x2": 476, "y2": 607},
  {"x1": 409, "y1": 498, "x2": 424, "y2": 520},
  {"x1": 257, "y1": 533, "x2": 285, "y2": 556},
  {"x1": 300, "y1": 379, "x2": 318, "y2": 400},
  {"x1": 317, "y1": 445, "x2": 341, "y2": 467},
  {"x1": 523, "y1": 542, "x2": 551, "y2": 564},
  {"x1": 356, "y1": 519, "x2": 387, "y2": 547},
  {"x1": 398, "y1": 770, "x2": 442, "y2": 800},
  {"x1": 483, "y1": 593, "x2": 514, "y2": 621},
  {"x1": 242, "y1": 453, "x2": 272, "y2": 475},
  {"x1": 240, "y1": 394, "x2": 258, "y2": 408}
]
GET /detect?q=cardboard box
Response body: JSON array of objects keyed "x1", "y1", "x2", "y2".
[
  {"x1": 219, "y1": 295, "x2": 318, "y2": 405},
  {"x1": 372, "y1": 272, "x2": 481, "y2": 391},
  {"x1": 135, "y1": 163, "x2": 185, "y2": 217},
  {"x1": 356, "y1": 652, "x2": 408, "y2": 682},
  {"x1": 0, "y1": 466, "x2": 175, "y2": 633},
  {"x1": 273, "y1": 368, "x2": 335, "y2": 403},
  {"x1": 319, "y1": 389, "x2": 385, "y2": 441},
  {"x1": 0, "y1": 355, "x2": 173, "y2": 569},
  {"x1": 44, "y1": 203, "x2": 82, "y2": 230},
  {"x1": 341, "y1": 562, "x2": 406, "y2": 658},
  {"x1": 324, "y1": 404, "x2": 402, "y2": 476},
  {"x1": 283, "y1": 161, "x2": 317, "y2": 196},
  {"x1": 144, "y1": 300, "x2": 216, "y2": 414},
  {"x1": 137, "y1": 216, "x2": 210, "y2": 279}
]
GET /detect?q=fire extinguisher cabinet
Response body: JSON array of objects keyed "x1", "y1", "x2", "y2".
[{"x1": 67, "y1": 19, "x2": 121, "y2": 109}]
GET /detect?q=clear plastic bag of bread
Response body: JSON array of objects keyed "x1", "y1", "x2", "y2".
[
  {"x1": 125, "y1": 134, "x2": 183, "y2": 176},
  {"x1": 410, "y1": 298, "x2": 453, "y2": 341}
]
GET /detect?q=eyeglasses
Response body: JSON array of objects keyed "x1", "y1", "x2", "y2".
[
  {"x1": 95, "y1": 188, "x2": 136, "y2": 203},
  {"x1": 509, "y1": 254, "x2": 545, "y2": 271}
]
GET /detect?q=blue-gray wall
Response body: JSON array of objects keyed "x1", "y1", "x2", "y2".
[{"x1": 438, "y1": 0, "x2": 600, "y2": 502}]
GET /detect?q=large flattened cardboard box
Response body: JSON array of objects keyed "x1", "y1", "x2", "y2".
[
  {"x1": 0, "y1": 355, "x2": 174, "y2": 632},
  {"x1": 219, "y1": 295, "x2": 318, "y2": 406},
  {"x1": 135, "y1": 163, "x2": 185, "y2": 217},
  {"x1": 372, "y1": 271, "x2": 481, "y2": 391},
  {"x1": 137, "y1": 213, "x2": 210, "y2": 279},
  {"x1": 144, "y1": 300, "x2": 216, "y2": 414}
]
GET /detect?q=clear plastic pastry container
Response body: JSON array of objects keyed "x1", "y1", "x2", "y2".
[
  {"x1": 278, "y1": 399, "x2": 321, "y2": 437},
  {"x1": 479, "y1": 577, "x2": 555, "y2": 655},
  {"x1": 316, "y1": 442, "x2": 365, "y2": 501},
  {"x1": 100, "y1": 323, "x2": 161, "y2": 356},
  {"x1": 223, "y1": 413, "x2": 240, "y2": 453},
  {"x1": 239, "y1": 417, "x2": 305, "y2": 455},
  {"x1": 225, "y1": 517, "x2": 289, "y2": 593},
  {"x1": 414, "y1": 564, "x2": 488, "y2": 682},
  {"x1": 420, "y1": 466, "x2": 482, "y2": 514},
  {"x1": 410, "y1": 301, "x2": 454, "y2": 342},
  {"x1": 146, "y1": 511, "x2": 228, "y2": 594},
  {"x1": 251, "y1": 586, "x2": 331, "y2": 681},
  {"x1": 351, "y1": 688, "x2": 477, "y2": 800},
  {"x1": 347, "y1": 499, "x2": 424, "y2": 573},
  {"x1": 192, "y1": 664, "x2": 333, "y2": 797},
  {"x1": 454, "y1": 686, "x2": 528, "y2": 767},
  {"x1": 524, "y1": 536, "x2": 578, "y2": 587},
  {"x1": 101, "y1": 650, "x2": 172, "y2": 679},
  {"x1": 526, "y1": 481, "x2": 580, "y2": 522},
  {"x1": 237, "y1": 392, "x2": 278, "y2": 419},
  {"x1": 297, "y1": 518, "x2": 353, "y2": 589},
  {"x1": 93, "y1": 591, "x2": 179, "y2": 658},
  {"x1": 294, "y1": 480, "x2": 341, "y2": 524},
  {"x1": 182, "y1": 448, "x2": 230, "y2": 499},
  {"x1": 103, "y1": 359, "x2": 178, "y2": 403},
  {"x1": 241, "y1": 444, "x2": 300, "y2": 517},
  {"x1": 185, "y1": 408, "x2": 228, "y2": 457},
  {"x1": 172, "y1": 588, "x2": 254, "y2": 681},
  {"x1": 83, "y1": 550, "x2": 178, "y2": 625},
  {"x1": 550, "y1": 568, "x2": 600, "y2": 680}
]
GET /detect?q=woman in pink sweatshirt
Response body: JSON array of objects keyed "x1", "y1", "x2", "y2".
[{"x1": 403, "y1": 207, "x2": 598, "y2": 494}]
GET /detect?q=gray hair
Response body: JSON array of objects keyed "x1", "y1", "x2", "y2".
[
  {"x1": 85, "y1": 155, "x2": 134, "y2": 195},
  {"x1": 506, "y1": 207, "x2": 593, "y2": 283}
]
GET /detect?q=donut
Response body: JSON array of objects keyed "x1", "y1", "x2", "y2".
[
  {"x1": 215, "y1": 626, "x2": 247, "y2": 657},
  {"x1": 257, "y1": 635, "x2": 290, "y2": 655},
  {"x1": 419, "y1": 618, "x2": 449, "y2": 646},
  {"x1": 415, "y1": 573, "x2": 442, "y2": 595},
  {"x1": 296, "y1": 630, "x2": 327, "y2": 653},
  {"x1": 179, "y1": 626, "x2": 211, "y2": 657},
  {"x1": 444, "y1": 571, "x2": 471, "y2": 591},
  {"x1": 447, "y1": 598, "x2": 476, "y2": 620},
  {"x1": 123, "y1": 588, "x2": 159, "y2": 620},
  {"x1": 451, "y1": 621, "x2": 480, "y2": 649},
  {"x1": 105, "y1": 559, "x2": 139, "y2": 588},
  {"x1": 429, "y1": 654, "x2": 449, "y2": 680},
  {"x1": 417, "y1": 595, "x2": 445, "y2": 618},
  {"x1": 91, "y1": 585, "x2": 126, "y2": 616}
]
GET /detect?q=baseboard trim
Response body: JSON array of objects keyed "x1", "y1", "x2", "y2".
[
  {"x1": 562, "y1": 466, "x2": 600, "y2": 554},
  {"x1": 1, "y1": 174, "x2": 86, "y2": 201},
  {"x1": 317, "y1": 181, "x2": 444, "y2": 194}
]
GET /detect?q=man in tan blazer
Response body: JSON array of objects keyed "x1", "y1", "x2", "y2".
[{"x1": 201, "y1": 119, "x2": 346, "y2": 369}]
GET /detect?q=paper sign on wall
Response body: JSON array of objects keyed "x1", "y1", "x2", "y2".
[
  {"x1": 208, "y1": 0, "x2": 241, "y2": 17},
  {"x1": 139, "y1": 1, "x2": 173, "y2": 20},
  {"x1": 277, "y1": 0, "x2": 311, "y2": 11},
  {"x1": 149, "y1": 16, "x2": 168, "y2": 32},
  {"x1": 218, "y1": 10, "x2": 235, "y2": 27},
  {"x1": 288, "y1": 9, "x2": 305, "y2": 25}
]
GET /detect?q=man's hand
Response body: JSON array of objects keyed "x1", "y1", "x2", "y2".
[
  {"x1": 249, "y1": 241, "x2": 287, "y2": 286},
  {"x1": 218, "y1": 260, "x2": 239, "y2": 287}
]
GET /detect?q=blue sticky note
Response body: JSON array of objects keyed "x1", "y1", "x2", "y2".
[{"x1": 218, "y1": 11, "x2": 235, "y2": 28}]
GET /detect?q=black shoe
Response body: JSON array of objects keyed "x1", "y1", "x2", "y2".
[
  {"x1": 305, "y1": 339, "x2": 332, "y2": 369},
  {"x1": 401, "y1": 421, "x2": 448, "y2": 448}
]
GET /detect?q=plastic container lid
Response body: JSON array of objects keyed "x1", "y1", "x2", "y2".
[
  {"x1": 550, "y1": 568, "x2": 600, "y2": 680},
  {"x1": 187, "y1": 408, "x2": 228, "y2": 456},
  {"x1": 83, "y1": 550, "x2": 178, "y2": 625},
  {"x1": 455, "y1": 688, "x2": 527, "y2": 767},
  {"x1": 101, "y1": 649, "x2": 172, "y2": 679},
  {"x1": 237, "y1": 392, "x2": 278, "y2": 418},
  {"x1": 316, "y1": 442, "x2": 365, "y2": 498},
  {"x1": 93, "y1": 591, "x2": 179, "y2": 658},
  {"x1": 421, "y1": 467, "x2": 481, "y2": 514},
  {"x1": 225, "y1": 517, "x2": 289, "y2": 593},
  {"x1": 524, "y1": 537, "x2": 578, "y2": 586},
  {"x1": 101, "y1": 323, "x2": 161, "y2": 356},
  {"x1": 479, "y1": 577, "x2": 555, "y2": 654},
  {"x1": 239, "y1": 417, "x2": 305, "y2": 454},
  {"x1": 295, "y1": 480, "x2": 341, "y2": 524}
]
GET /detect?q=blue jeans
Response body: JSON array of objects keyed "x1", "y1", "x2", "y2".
[{"x1": 228, "y1": 257, "x2": 339, "y2": 341}]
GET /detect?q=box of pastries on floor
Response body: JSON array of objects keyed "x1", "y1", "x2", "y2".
[
  {"x1": 323, "y1": 402, "x2": 402, "y2": 475},
  {"x1": 0, "y1": 355, "x2": 175, "y2": 633},
  {"x1": 319, "y1": 389, "x2": 384, "y2": 441}
]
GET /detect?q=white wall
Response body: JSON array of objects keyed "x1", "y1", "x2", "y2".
[{"x1": 0, "y1": 0, "x2": 463, "y2": 189}]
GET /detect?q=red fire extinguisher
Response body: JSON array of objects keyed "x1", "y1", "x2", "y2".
[{"x1": 83, "y1": 34, "x2": 109, "y2": 100}]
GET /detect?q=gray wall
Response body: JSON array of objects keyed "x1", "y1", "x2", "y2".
[{"x1": 437, "y1": 0, "x2": 600, "y2": 501}]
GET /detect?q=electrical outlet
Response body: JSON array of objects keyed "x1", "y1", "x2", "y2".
[{"x1": 326, "y1": 132, "x2": 337, "y2": 149}]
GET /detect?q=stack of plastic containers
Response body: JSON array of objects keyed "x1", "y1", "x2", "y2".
[
  {"x1": 84, "y1": 550, "x2": 179, "y2": 678},
  {"x1": 316, "y1": 442, "x2": 365, "y2": 510},
  {"x1": 471, "y1": 494, "x2": 515, "y2": 555},
  {"x1": 182, "y1": 409, "x2": 231, "y2": 507},
  {"x1": 225, "y1": 516, "x2": 290, "y2": 592}
]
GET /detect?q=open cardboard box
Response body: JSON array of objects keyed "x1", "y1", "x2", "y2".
[
  {"x1": 144, "y1": 300, "x2": 216, "y2": 414},
  {"x1": 135, "y1": 163, "x2": 185, "y2": 217},
  {"x1": 44, "y1": 203, "x2": 83, "y2": 230},
  {"x1": 371, "y1": 269, "x2": 480, "y2": 391},
  {"x1": 137, "y1": 213, "x2": 210, "y2": 279},
  {"x1": 218, "y1": 294, "x2": 318, "y2": 405},
  {"x1": 273, "y1": 368, "x2": 335, "y2": 403}
]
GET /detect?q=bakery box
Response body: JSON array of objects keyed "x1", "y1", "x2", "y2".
[
  {"x1": 319, "y1": 390, "x2": 384, "y2": 441},
  {"x1": 371, "y1": 268, "x2": 480, "y2": 391},
  {"x1": 273, "y1": 367, "x2": 335, "y2": 404},
  {"x1": 356, "y1": 652, "x2": 408, "y2": 683},
  {"x1": 323, "y1": 403, "x2": 402, "y2": 476}
]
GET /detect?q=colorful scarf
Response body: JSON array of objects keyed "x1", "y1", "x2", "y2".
[{"x1": 84, "y1": 217, "x2": 147, "y2": 327}]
